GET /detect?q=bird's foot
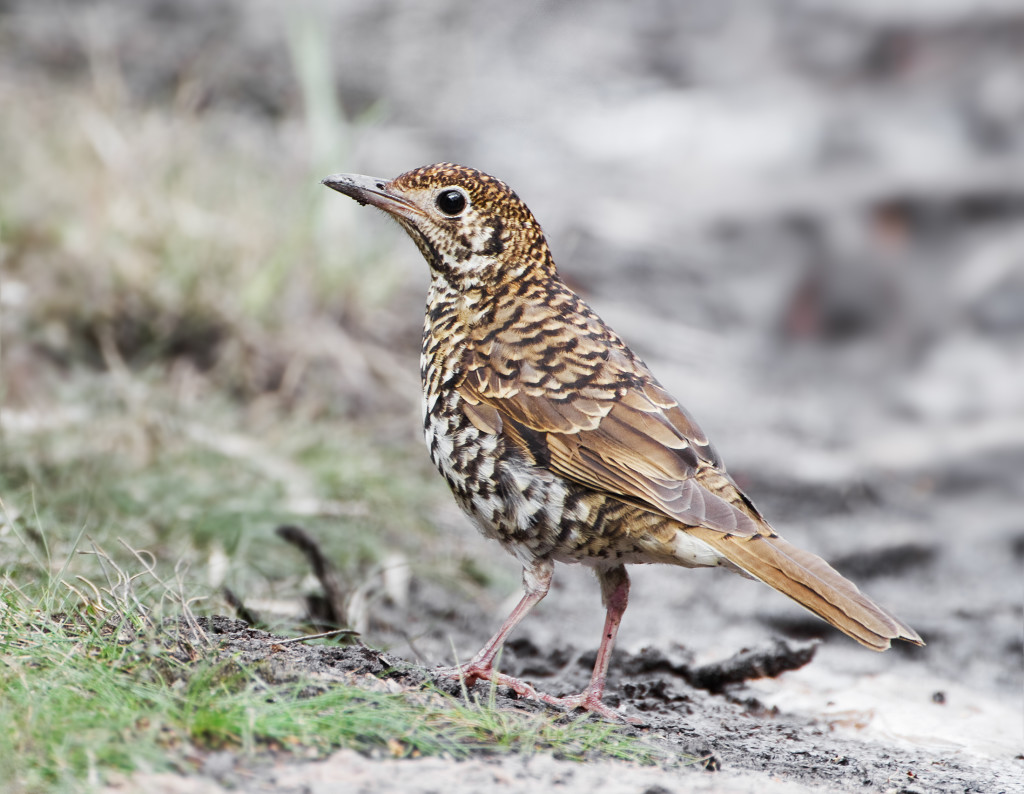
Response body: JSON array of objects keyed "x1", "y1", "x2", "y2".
[
  {"x1": 435, "y1": 664, "x2": 637, "y2": 723},
  {"x1": 534, "y1": 689, "x2": 642, "y2": 724},
  {"x1": 435, "y1": 663, "x2": 543, "y2": 700}
]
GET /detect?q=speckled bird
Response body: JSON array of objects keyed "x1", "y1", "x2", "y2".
[{"x1": 322, "y1": 163, "x2": 923, "y2": 720}]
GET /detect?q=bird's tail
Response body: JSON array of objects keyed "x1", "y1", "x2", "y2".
[{"x1": 687, "y1": 527, "x2": 924, "y2": 651}]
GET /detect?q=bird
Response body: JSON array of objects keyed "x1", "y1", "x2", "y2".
[{"x1": 321, "y1": 163, "x2": 923, "y2": 720}]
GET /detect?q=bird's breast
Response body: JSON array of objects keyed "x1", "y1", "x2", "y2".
[
  {"x1": 421, "y1": 382, "x2": 566, "y2": 552},
  {"x1": 420, "y1": 376, "x2": 689, "y2": 566}
]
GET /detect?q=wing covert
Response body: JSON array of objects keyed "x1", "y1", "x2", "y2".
[{"x1": 458, "y1": 362, "x2": 764, "y2": 536}]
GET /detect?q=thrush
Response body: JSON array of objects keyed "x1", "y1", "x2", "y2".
[{"x1": 322, "y1": 163, "x2": 923, "y2": 720}]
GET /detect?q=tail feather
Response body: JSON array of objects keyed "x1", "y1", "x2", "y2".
[{"x1": 688, "y1": 528, "x2": 924, "y2": 651}]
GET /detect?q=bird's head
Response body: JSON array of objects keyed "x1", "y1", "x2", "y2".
[{"x1": 322, "y1": 163, "x2": 554, "y2": 291}]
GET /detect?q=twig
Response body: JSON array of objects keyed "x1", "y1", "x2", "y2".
[
  {"x1": 688, "y1": 639, "x2": 819, "y2": 693},
  {"x1": 273, "y1": 628, "x2": 359, "y2": 646},
  {"x1": 276, "y1": 524, "x2": 347, "y2": 627},
  {"x1": 222, "y1": 586, "x2": 262, "y2": 627}
]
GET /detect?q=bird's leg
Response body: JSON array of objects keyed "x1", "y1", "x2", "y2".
[
  {"x1": 438, "y1": 561, "x2": 635, "y2": 722},
  {"x1": 533, "y1": 565, "x2": 632, "y2": 721},
  {"x1": 587, "y1": 564, "x2": 631, "y2": 706},
  {"x1": 436, "y1": 558, "x2": 553, "y2": 699}
]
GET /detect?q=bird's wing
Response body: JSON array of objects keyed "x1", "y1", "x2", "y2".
[{"x1": 458, "y1": 339, "x2": 766, "y2": 537}]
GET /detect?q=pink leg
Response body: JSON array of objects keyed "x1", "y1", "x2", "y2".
[
  {"x1": 585, "y1": 565, "x2": 631, "y2": 705},
  {"x1": 533, "y1": 565, "x2": 632, "y2": 721},
  {"x1": 436, "y1": 559, "x2": 553, "y2": 698},
  {"x1": 438, "y1": 562, "x2": 635, "y2": 722}
]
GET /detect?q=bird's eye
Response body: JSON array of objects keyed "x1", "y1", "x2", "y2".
[{"x1": 435, "y1": 189, "x2": 467, "y2": 216}]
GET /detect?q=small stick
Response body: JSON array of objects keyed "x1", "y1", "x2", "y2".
[
  {"x1": 273, "y1": 628, "x2": 359, "y2": 646},
  {"x1": 222, "y1": 586, "x2": 262, "y2": 627},
  {"x1": 276, "y1": 524, "x2": 347, "y2": 626}
]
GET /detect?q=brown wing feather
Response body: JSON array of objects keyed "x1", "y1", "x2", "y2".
[{"x1": 459, "y1": 375, "x2": 764, "y2": 536}]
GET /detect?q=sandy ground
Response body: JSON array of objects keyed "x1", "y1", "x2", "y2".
[{"x1": 101, "y1": 608, "x2": 1022, "y2": 793}]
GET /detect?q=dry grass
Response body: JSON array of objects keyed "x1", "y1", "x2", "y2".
[
  {"x1": 0, "y1": 57, "x2": 416, "y2": 408},
  {"x1": 0, "y1": 33, "x2": 441, "y2": 608}
]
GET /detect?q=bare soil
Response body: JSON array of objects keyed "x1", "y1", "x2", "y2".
[{"x1": 106, "y1": 609, "x2": 1021, "y2": 793}]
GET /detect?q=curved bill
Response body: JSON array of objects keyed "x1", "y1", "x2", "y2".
[{"x1": 321, "y1": 172, "x2": 424, "y2": 219}]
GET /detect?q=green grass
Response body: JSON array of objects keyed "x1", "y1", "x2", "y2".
[
  {"x1": 0, "y1": 376, "x2": 442, "y2": 612},
  {"x1": 0, "y1": 581, "x2": 663, "y2": 793}
]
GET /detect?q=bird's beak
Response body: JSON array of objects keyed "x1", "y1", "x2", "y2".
[{"x1": 321, "y1": 172, "x2": 423, "y2": 219}]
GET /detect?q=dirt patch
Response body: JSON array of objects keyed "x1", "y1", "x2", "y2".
[{"x1": 109, "y1": 616, "x2": 1022, "y2": 793}]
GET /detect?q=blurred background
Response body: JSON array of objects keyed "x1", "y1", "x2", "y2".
[{"x1": 1, "y1": 0, "x2": 1021, "y2": 747}]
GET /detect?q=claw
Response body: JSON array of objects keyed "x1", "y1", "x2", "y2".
[
  {"x1": 435, "y1": 663, "x2": 541, "y2": 700},
  {"x1": 435, "y1": 664, "x2": 638, "y2": 723},
  {"x1": 432, "y1": 566, "x2": 637, "y2": 722},
  {"x1": 534, "y1": 689, "x2": 642, "y2": 724}
]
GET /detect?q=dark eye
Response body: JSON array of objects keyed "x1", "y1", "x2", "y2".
[{"x1": 435, "y1": 189, "x2": 467, "y2": 216}]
